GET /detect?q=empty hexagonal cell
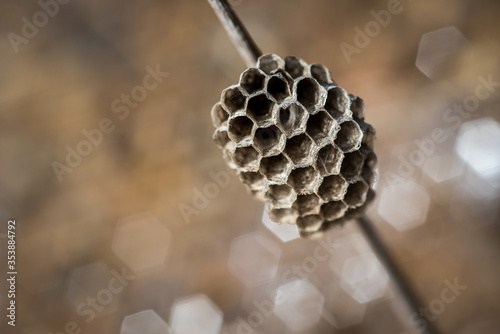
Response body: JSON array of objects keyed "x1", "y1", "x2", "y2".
[
  {"x1": 212, "y1": 127, "x2": 230, "y2": 149},
  {"x1": 257, "y1": 53, "x2": 284, "y2": 74},
  {"x1": 335, "y1": 119, "x2": 363, "y2": 152},
  {"x1": 239, "y1": 171, "x2": 266, "y2": 191},
  {"x1": 284, "y1": 134, "x2": 315, "y2": 165},
  {"x1": 349, "y1": 95, "x2": 366, "y2": 120},
  {"x1": 112, "y1": 213, "x2": 171, "y2": 272},
  {"x1": 316, "y1": 144, "x2": 343, "y2": 176},
  {"x1": 310, "y1": 63, "x2": 333, "y2": 85},
  {"x1": 378, "y1": 181, "x2": 430, "y2": 232},
  {"x1": 274, "y1": 279, "x2": 325, "y2": 331},
  {"x1": 121, "y1": 310, "x2": 171, "y2": 334},
  {"x1": 253, "y1": 125, "x2": 284, "y2": 156},
  {"x1": 306, "y1": 109, "x2": 336, "y2": 145},
  {"x1": 232, "y1": 146, "x2": 260, "y2": 170},
  {"x1": 228, "y1": 232, "x2": 281, "y2": 287},
  {"x1": 239, "y1": 68, "x2": 266, "y2": 94},
  {"x1": 269, "y1": 207, "x2": 299, "y2": 225},
  {"x1": 246, "y1": 94, "x2": 275, "y2": 125},
  {"x1": 359, "y1": 121, "x2": 376, "y2": 150},
  {"x1": 211, "y1": 103, "x2": 229, "y2": 127},
  {"x1": 262, "y1": 204, "x2": 300, "y2": 241},
  {"x1": 288, "y1": 166, "x2": 321, "y2": 194},
  {"x1": 325, "y1": 86, "x2": 350, "y2": 118},
  {"x1": 277, "y1": 103, "x2": 308, "y2": 137},
  {"x1": 297, "y1": 214, "x2": 323, "y2": 232},
  {"x1": 284, "y1": 56, "x2": 307, "y2": 79},
  {"x1": 318, "y1": 175, "x2": 348, "y2": 201},
  {"x1": 265, "y1": 184, "x2": 296, "y2": 207},
  {"x1": 293, "y1": 193, "x2": 320, "y2": 216},
  {"x1": 340, "y1": 253, "x2": 389, "y2": 304},
  {"x1": 340, "y1": 151, "x2": 364, "y2": 179},
  {"x1": 221, "y1": 86, "x2": 245, "y2": 114},
  {"x1": 320, "y1": 201, "x2": 348, "y2": 220},
  {"x1": 343, "y1": 180, "x2": 369, "y2": 207},
  {"x1": 267, "y1": 74, "x2": 291, "y2": 103},
  {"x1": 259, "y1": 154, "x2": 291, "y2": 182},
  {"x1": 228, "y1": 115, "x2": 254, "y2": 143},
  {"x1": 170, "y1": 295, "x2": 223, "y2": 334},
  {"x1": 296, "y1": 77, "x2": 322, "y2": 111}
]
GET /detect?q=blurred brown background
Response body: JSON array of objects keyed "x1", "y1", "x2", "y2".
[{"x1": 0, "y1": 0, "x2": 499, "y2": 333}]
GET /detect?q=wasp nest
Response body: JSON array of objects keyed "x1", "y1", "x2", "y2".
[{"x1": 212, "y1": 54, "x2": 376, "y2": 239}]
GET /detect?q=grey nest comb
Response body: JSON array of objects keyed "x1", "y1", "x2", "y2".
[{"x1": 211, "y1": 54, "x2": 377, "y2": 239}]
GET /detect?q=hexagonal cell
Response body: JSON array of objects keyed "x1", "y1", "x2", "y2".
[
  {"x1": 227, "y1": 115, "x2": 254, "y2": 143},
  {"x1": 340, "y1": 151, "x2": 364, "y2": 179},
  {"x1": 228, "y1": 232, "x2": 281, "y2": 287},
  {"x1": 253, "y1": 125, "x2": 284, "y2": 156},
  {"x1": 284, "y1": 133, "x2": 315, "y2": 165},
  {"x1": 284, "y1": 56, "x2": 307, "y2": 79},
  {"x1": 325, "y1": 86, "x2": 350, "y2": 118},
  {"x1": 340, "y1": 253, "x2": 389, "y2": 304},
  {"x1": 170, "y1": 295, "x2": 223, "y2": 334},
  {"x1": 265, "y1": 184, "x2": 296, "y2": 207},
  {"x1": 221, "y1": 86, "x2": 245, "y2": 114},
  {"x1": 335, "y1": 119, "x2": 363, "y2": 152},
  {"x1": 211, "y1": 102, "x2": 229, "y2": 127},
  {"x1": 297, "y1": 214, "x2": 323, "y2": 232},
  {"x1": 239, "y1": 171, "x2": 266, "y2": 191},
  {"x1": 257, "y1": 53, "x2": 284, "y2": 74},
  {"x1": 296, "y1": 77, "x2": 322, "y2": 111},
  {"x1": 320, "y1": 201, "x2": 348, "y2": 221},
  {"x1": 378, "y1": 181, "x2": 430, "y2": 232},
  {"x1": 262, "y1": 204, "x2": 300, "y2": 241},
  {"x1": 112, "y1": 213, "x2": 171, "y2": 272},
  {"x1": 274, "y1": 279, "x2": 325, "y2": 331},
  {"x1": 318, "y1": 175, "x2": 348, "y2": 201},
  {"x1": 259, "y1": 154, "x2": 291, "y2": 183},
  {"x1": 277, "y1": 103, "x2": 308, "y2": 137},
  {"x1": 121, "y1": 310, "x2": 171, "y2": 334},
  {"x1": 239, "y1": 68, "x2": 266, "y2": 94},
  {"x1": 306, "y1": 109, "x2": 336, "y2": 145},
  {"x1": 267, "y1": 74, "x2": 291, "y2": 103},
  {"x1": 269, "y1": 207, "x2": 299, "y2": 225},
  {"x1": 293, "y1": 193, "x2": 320, "y2": 216},
  {"x1": 232, "y1": 146, "x2": 260, "y2": 170},
  {"x1": 343, "y1": 180, "x2": 369, "y2": 207},
  {"x1": 288, "y1": 166, "x2": 321, "y2": 194},
  {"x1": 212, "y1": 127, "x2": 230, "y2": 149},
  {"x1": 246, "y1": 93, "x2": 275, "y2": 125},
  {"x1": 316, "y1": 144, "x2": 343, "y2": 176},
  {"x1": 349, "y1": 95, "x2": 366, "y2": 120},
  {"x1": 358, "y1": 121, "x2": 376, "y2": 150},
  {"x1": 310, "y1": 63, "x2": 333, "y2": 85}
]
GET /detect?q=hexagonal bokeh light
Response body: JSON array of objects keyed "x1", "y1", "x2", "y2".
[
  {"x1": 121, "y1": 310, "x2": 171, "y2": 334},
  {"x1": 228, "y1": 231, "x2": 281, "y2": 287},
  {"x1": 415, "y1": 26, "x2": 471, "y2": 79},
  {"x1": 340, "y1": 253, "x2": 389, "y2": 304},
  {"x1": 170, "y1": 294, "x2": 223, "y2": 334},
  {"x1": 112, "y1": 213, "x2": 171, "y2": 272},
  {"x1": 324, "y1": 282, "x2": 367, "y2": 329},
  {"x1": 273, "y1": 279, "x2": 325, "y2": 331},
  {"x1": 378, "y1": 180, "x2": 430, "y2": 232},
  {"x1": 262, "y1": 204, "x2": 300, "y2": 242},
  {"x1": 455, "y1": 117, "x2": 500, "y2": 188}
]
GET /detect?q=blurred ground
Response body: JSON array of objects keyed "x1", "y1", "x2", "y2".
[{"x1": 0, "y1": 0, "x2": 499, "y2": 333}]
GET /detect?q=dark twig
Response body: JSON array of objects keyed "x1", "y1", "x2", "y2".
[
  {"x1": 207, "y1": 0, "x2": 262, "y2": 67},
  {"x1": 207, "y1": 1, "x2": 439, "y2": 333}
]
